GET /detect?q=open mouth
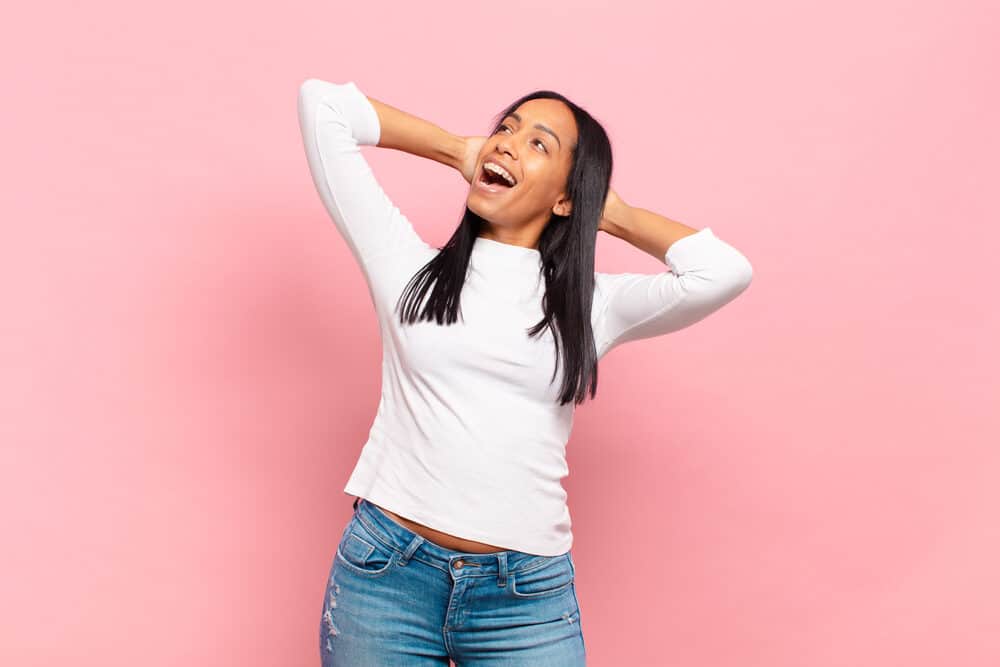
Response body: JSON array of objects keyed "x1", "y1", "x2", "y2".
[{"x1": 475, "y1": 162, "x2": 517, "y2": 193}]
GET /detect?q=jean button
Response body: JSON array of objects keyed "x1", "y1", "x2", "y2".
[{"x1": 454, "y1": 559, "x2": 464, "y2": 569}]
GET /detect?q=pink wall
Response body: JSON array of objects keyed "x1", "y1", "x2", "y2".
[{"x1": 3, "y1": 0, "x2": 998, "y2": 664}]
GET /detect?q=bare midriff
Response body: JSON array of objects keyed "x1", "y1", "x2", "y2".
[{"x1": 370, "y1": 501, "x2": 510, "y2": 553}]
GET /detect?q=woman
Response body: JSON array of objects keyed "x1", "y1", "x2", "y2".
[{"x1": 298, "y1": 77, "x2": 753, "y2": 666}]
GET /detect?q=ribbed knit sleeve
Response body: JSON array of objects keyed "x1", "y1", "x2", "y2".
[
  {"x1": 592, "y1": 227, "x2": 753, "y2": 358},
  {"x1": 297, "y1": 78, "x2": 429, "y2": 274}
]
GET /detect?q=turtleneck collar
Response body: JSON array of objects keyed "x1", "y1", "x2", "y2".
[
  {"x1": 469, "y1": 235, "x2": 544, "y2": 293},
  {"x1": 471, "y1": 235, "x2": 542, "y2": 270}
]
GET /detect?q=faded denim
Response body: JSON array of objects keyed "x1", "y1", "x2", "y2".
[{"x1": 319, "y1": 497, "x2": 586, "y2": 666}]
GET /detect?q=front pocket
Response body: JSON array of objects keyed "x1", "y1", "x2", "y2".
[
  {"x1": 336, "y1": 531, "x2": 395, "y2": 576},
  {"x1": 510, "y1": 555, "x2": 575, "y2": 598}
]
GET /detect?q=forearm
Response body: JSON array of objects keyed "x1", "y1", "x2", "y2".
[
  {"x1": 365, "y1": 96, "x2": 465, "y2": 173},
  {"x1": 602, "y1": 198, "x2": 701, "y2": 262}
]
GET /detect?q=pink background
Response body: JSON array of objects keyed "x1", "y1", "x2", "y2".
[{"x1": 3, "y1": 0, "x2": 998, "y2": 665}]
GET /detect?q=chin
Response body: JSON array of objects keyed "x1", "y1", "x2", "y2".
[{"x1": 466, "y1": 195, "x2": 495, "y2": 223}]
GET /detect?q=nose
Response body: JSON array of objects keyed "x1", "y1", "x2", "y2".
[{"x1": 496, "y1": 139, "x2": 515, "y2": 161}]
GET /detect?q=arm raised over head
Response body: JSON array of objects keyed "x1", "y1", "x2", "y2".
[
  {"x1": 297, "y1": 78, "x2": 466, "y2": 270},
  {"x1": 593, "y1": 194, "x2": 754, "y2": 357}
]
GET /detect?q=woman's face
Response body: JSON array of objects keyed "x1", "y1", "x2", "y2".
[{"x1": 467, "y1": 98, "x2": 578, "y2": 232}]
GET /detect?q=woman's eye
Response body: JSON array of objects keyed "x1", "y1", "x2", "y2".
[{"x1": 494, "y1": 124, "x2": 546, "y2": 152}]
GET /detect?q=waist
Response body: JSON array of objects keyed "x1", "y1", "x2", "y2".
[{"x1": 366, "y1": 499, "x2": 512, "y2": 553}]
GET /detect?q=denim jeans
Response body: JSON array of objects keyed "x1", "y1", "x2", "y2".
[{"x1": 319, "y1": 497, "x2": 587, "y2": 666}]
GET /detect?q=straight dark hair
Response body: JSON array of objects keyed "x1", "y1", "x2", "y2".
[{"x1": 394, "y1": 90, "x2": 613, "y2": 406}]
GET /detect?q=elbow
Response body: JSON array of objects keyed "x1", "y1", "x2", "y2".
[
  {"x1": 718, "y1": 246, "x2": 753, "y2": 295},
  {"x1": 298, "y1": 79, "x2": 316, "y2": 121},
  {"x1": 298, "y1": 78, "x2": 321, "y2": 106},
  {"x1": 693, "y1": 255, "x2": 753, "y2": 305},
  {"x1": 300, "y1": 77, "x2": 323, "y2": 92},
  {"x1": 724, "y1": 257, "x2": 753, "y2": 303},
  {"x1": 733, "y1": 255, "x2": 753, "y2": 292}
]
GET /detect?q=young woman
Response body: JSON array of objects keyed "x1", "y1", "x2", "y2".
[{"x1": 298, "y1": 77, "x2": 753, "y2": 666}]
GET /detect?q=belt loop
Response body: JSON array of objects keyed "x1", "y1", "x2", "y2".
[
  {"x1": 496, "y1": 552, "x2": 508, "y2": 587},
  {"x1": 399, "y1": 534, "x2": 424, "y2": 566}
]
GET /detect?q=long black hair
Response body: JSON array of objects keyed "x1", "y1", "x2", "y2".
[{"x1": 394, "y1": 90, "x2": 613, "y2": 406}]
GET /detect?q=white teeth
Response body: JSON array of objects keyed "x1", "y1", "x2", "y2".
[{"x1": 483, "y1": 162, "x2": 516, "y2": 186}]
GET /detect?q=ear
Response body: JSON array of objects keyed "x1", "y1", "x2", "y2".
[{"x1": 552, "y1": 194, "x2": 572, "y2": 218}]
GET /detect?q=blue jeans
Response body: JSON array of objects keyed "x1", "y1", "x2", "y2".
[{"x1": 319, "y1": 497, "x2": 587, "y2": 666}]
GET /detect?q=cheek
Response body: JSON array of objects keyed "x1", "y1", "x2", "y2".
[{"x1": 522, "y1": 163, "x2": 561, "y2": 194}]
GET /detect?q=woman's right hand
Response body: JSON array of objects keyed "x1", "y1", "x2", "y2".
[{"x1": 459, "y1": 136, "x2": 487, "y2": 184}]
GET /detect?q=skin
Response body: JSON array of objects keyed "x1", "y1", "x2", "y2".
[
  {"x1": 463, "y1": 98, "x2": 579, "y2": 250},
  {"x1": 373, "y1": 503, "x2": 512, "y2": 553}
]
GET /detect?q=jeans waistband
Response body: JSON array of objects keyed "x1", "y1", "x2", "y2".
[{"x1": 351, "y1": 496, "x2": 569, "y2": 577}]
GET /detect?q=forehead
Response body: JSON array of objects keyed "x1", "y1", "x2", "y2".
[{"x1": 506, "y1": 98, "x2": 577, "y2": 146}]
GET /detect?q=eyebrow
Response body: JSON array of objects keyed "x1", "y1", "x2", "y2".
[{"x1": 506, "y1": 112, "x2": 562, "y2": 151}]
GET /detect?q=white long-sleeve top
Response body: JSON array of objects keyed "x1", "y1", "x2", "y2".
[{"x1": 297, "y1": 78, "x2": 753, "y2": 556}]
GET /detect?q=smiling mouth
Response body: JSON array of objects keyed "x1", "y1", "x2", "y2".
[{"x1": 475, "y1": 164, "x2": 517, "y2": 194}]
